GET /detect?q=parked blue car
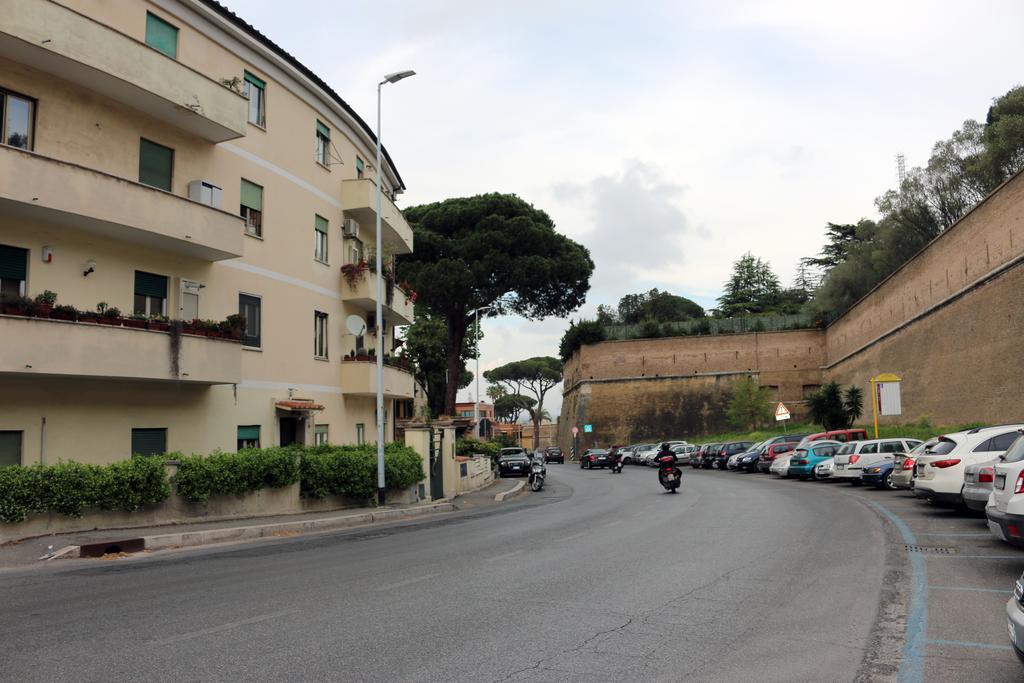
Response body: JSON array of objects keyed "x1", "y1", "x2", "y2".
[
  {"x1": 861, "y1": 460, "x2": 897, "y2": 489},
  {"x1": 787, "y1": 441, "x2": 842, "y2": 480}
]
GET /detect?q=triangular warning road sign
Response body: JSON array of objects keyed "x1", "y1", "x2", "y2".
[{"x1": 775, "y1": 402, "x2": 791, "y2": 420}]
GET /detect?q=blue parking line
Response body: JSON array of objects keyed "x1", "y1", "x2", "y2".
[
  {"x1": 867, "y1": 500, "x2": 926, "y2": 683},
  {"x1": 929, "y1": 585, "x2": 1012, "y2": 594},
  {"x1": 924, "y1": 638, "x2": 1013, "y2": 651}
]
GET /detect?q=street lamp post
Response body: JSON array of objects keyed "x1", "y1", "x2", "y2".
[
  {"x1": 473, "y1": 306, "x2": 490, "y2": 439},
  {"x1": 375, "y1": 69, "x2": 415, "y2": 507}
]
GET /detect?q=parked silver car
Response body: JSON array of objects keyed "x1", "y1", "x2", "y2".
[
  {"x1": 815, "y1": 457, "x2": 836, "y2": 480},
  {"x1": 963, "y1": 458, "x2": 1001, "y2": 512}
]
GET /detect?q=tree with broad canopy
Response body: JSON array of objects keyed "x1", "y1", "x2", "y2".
[
  {"x1": 397, "y1": 193, "x2": 593, "y2": 415},
  {"x1": 485, "y1": 356, "x2": 563, "y2": 449}
]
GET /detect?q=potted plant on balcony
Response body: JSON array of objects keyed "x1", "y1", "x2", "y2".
[
  {"x1": 182, "y1": 318, "x2": 203, "y2": 336},
  {"x1": 78, "y1": 304, "x2": 100, "y2": 324},
  {"x1": 123, "y1": 313, "x2": 149, "y2": 329},
  {"x1": 341, "y1": 260, "x2": 368, "y2": 287},
  {"x1": 148, "y1": 315, "x2": 171, "y2": 332},
  {"x1": 0, "y1": 294, "x2": 33, "y2": 316},
  {"x1": 222, "y1": 314, "x2": 246, "y2": 340},
  {"x1": 98, "y1": 305, "x2": 122, "y2": 326},
  {"x1": 32, "y1": 290, "x2": 57, "y2": 318},
  {"x1": 50, "y1": 304, "x2": 79, "y2": 322},
  {"x1": 200, "y1": 319, "x2": 224, "y2": 338}
]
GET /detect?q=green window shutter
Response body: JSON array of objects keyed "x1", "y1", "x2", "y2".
[
  {"x1": 240, "y1": 179, "x2": 263, "y2": 211},
  {"x1": 131, "y1": 428, "x2": 167, "y2": 457},
  {"x1": 239, "y1": 294, "x2": 261, "y2": 347},
  {"x1": 0, "y1": 432, "x2": 22, "y2": 467},
  {"x1": 314, "y1": 215, "x2": 328, "y2": 233},
  {"x1": 237, "y1": 425, "x2": 260, "y2": 441},
  {"x1": 316, "y1": 121, "x2": 330, "y2": 138},
  {"x1": 145, "y1": 12, "x2": 178, "y2": 59},
  {"x1": 139, "y1": 138, "x2": 173, "y2": 191},
  {"x1": 134, "y1": 271, "x2": 168, "y2": 298},
  {"x1": 244, "y1": 71, "x2": 266, "y2": 90},
  {"x1": 0, "y1": 244, "x2": 28, "y2": 281},
  {"x1": 355, "y1": 157, "x2": 364, "y2": 173}
]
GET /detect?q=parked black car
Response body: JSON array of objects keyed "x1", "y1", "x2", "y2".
[
  {"x1": 580, "y1": 448, "x2": 611, "y2": 469},
  {"x1": 715, "y1": 441, "x2": 754, "y2": 469},
  {"x1": 736, "y1": 444, "x2": 765, "y2": 472},
  {"x1": 545, "y1": 447, "x2": 564, "y2": 464},
  {"x1": 700, "y1": 443, "x2": 724, "y2": 469},
  {"x1": 497, "y1": 448, "x2": 531, "y2": 477}
]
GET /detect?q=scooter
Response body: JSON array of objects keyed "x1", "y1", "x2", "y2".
[
  {"x1": 529, "y1": 458, "x2": 546, "y2": 492},
  {"x1": 657, "y1": 454, "x2": 681, "y2": 493},
  {"x1": 610, "y1": 452, "x2": 624, "y2": 474}
]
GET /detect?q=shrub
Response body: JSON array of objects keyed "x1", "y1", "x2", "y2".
[
  {"x1": 173, "y1": 447, "x2": 300, "y2": 503},
  {"x1": 0, "y1": 457, "x2": 170, "y2": 524},
  {"x1": 299, "y1": 443, "x2": 423, "y2": 501},
  {"x1": 456, "y1": 437, "x2": 500, "y2": 458}
]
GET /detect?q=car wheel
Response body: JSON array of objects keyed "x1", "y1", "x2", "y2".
[
  {"x1": 587, "y1": 461, "x2": 593, "y2": 470},
  {"x1": 811, "y1": 469, "x2": 819, "y2": 481},
  {"x1": 882, "y1": 471, "x2": 896, "y2": 490}
]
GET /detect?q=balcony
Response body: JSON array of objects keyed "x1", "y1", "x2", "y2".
[
  {"x1": 341, "y1": 360, "x2": 415, "y2": 399},
  {"x1": 0, "y1": 146, "x2": 244, "y2": 260},
  {"x1": 0, "y1": 0, "x2": 247, "y2": 142},
  {"x1": 342, "y1": 274, "x2": 414, "y2": 326},
  {"x1": 0, "y1": 315, "x2": 241, "y2": 385},
  {"x1": 340, "y1": 179, "x2": 414, "y2": 255}
]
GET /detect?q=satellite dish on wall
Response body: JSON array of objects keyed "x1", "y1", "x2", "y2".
[{"x1": 346, "y1": 315, "x2": 366, "y2": 336}]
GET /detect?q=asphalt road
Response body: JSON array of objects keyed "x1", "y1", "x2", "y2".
[{"x1": 0, "y1": 462, "x2": 1002, "y2": 682}]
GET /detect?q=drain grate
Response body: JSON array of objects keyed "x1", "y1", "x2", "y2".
[{"x1": 905, "y1": 544, "x2": 958, "y2": 554}]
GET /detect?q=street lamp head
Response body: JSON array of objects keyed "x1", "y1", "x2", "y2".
[{"x1": 382, "y1": 70, "x2": 416, "y2": 84}]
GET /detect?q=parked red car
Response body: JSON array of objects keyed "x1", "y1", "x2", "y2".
[
  {"x1": 802, "y1": 428, "x2": 869, "y2": 445},
  {"x1": 756, "y1": 442, "x2": 797, "y2": 473}
]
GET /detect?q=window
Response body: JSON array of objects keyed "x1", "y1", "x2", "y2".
[
  {"x1": 0, "y1": 431, "x2": 22, "y2": 467},
  {"x1": 314, "y1": 424, "x2": 329, "y2": 445},
  {"x1": 356, "y1": 423, "x2": 365, "y2": 445},
  {"x1": 314, "y1": 215, "x2": 329, "y2": 263},
  {"x1": 239, "y1": 294, "x2": 261, "y2": 348},
  {"x1": 988, "y1": 431, "x2": 1021, "y2": 453},
  {"x1": 243, "y1": 72, "x2": 266, "y2": 127},
  {"x1": 881, "y1": 441, "x2": 904, "y2": 453},
  {"x1": 145, "y1": 12, "x2": 178, "y2": 59},
  {"x1": 131, "y1": 428, "x2": 167, "y2": 457},
  {"x1": 240, "y1": 179, "x2": 263, "y2": 237},
  {"x1": 348, "y1": 237, "x2": 364, "y2": 266},
  {"x1": 237, "y1": 425, "x2": 260, "y2": 450},
  {"x1": 139, "y1": 138, "x2": 173, "y2": 191},
  {"x1": 1, "y1": 90, "x2": 34, "y2": 150},
  {"x1": 314, "y1": 311, "x2": 328, "y2": 359},
  {"x1": 860, "y1": 443, "x2": 878, "y2": 454},
  {"x1": 133, "y1": 271, "x2": 167, "y2": 316},
  {"x1": 802, "y1": 384, "x2": 821, "y2": 399},
  {"x1": 0, "y1": 244, "x2": 28, "y2": 298},
  {"x1": 315, "y1": 120, "x2": 330, "y2": 166},
  {"x1": 355, "y1": 156, "x2": 365, "y2": 179}
]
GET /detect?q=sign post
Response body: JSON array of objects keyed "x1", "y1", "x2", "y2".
[
  {"x1": 869, "y1": 373, "x2": 903, "y2": 439},
  {"x1": 571, "y1": 426, "x2": 579, "y2": 462},
  {"x1": 775, "y1": 402, "x2": 791, "y2": 433}
]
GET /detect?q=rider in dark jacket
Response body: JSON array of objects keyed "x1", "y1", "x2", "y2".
[{"x1": 656, "y1": 443, "x2": 676, "y2": 464}]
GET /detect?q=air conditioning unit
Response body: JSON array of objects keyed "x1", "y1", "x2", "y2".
[
  {"x1": 188, "y1": 180, "x2": 223, "y2": 209},
  {"x1": 342, "y1": 219, "x2": 360, "y2": 238}
]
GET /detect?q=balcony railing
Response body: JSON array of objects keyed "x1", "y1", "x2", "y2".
[
  {"x1": 0, "y1": 314, "x2": 241, "y2": 385},
  {"x1": 0, "y1": 0, "x2": 247, "y2": 142},
  {"x1": 340, "y1": 359, "x2": 415, "y2": 399},
  {"x1": 0, "y1": 146, "x2": 244, "y2": 260},
  {"x1": 341, "y1": 267, "x2": 414, "y2": 325},
  {"x1": 340, "y1": 179, "x2": 414, "y2": 255}
]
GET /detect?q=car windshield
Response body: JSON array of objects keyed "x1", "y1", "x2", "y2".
[
  {"x1": 1002, "y1": 435, "x2": 1024, "y2": 463},
  {"x1": 837, "y1": 443, "x2": 855, "y2": 455}
]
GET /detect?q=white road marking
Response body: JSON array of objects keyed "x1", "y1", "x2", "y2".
[
  {"x1": 151, "y1": 609, "x2": 298, "y2": 645},
  {"x1": 375, "y1": 573, "x2": 439, "y2": 591}
]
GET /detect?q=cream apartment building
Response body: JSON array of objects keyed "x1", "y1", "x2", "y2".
[{"x1": 0, "y1": 0, "x2": 419, "y2": 465}]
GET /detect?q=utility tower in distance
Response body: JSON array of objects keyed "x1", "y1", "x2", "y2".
[{"x1": 896, "y1": 153, "x2": 907, "y2": 185}]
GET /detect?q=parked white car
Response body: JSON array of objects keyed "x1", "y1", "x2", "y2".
[
  {"x1": 770, "y1": 454, "x2": 793, "y2": 478},
  {"x1": 671, "y1": 444, "x2": 696, "y2": 465},
  {"x1": 892, "y1": 439, "x2": 936, "y2": 490},
  {"x1": 815, "y1": 457, "x2": 835, "y2": 480},
  {"x1": 633, "y1": 444, "x2": 658, "y2": 465},
  {"x1": 832, "y1": 438, "x2": 922, "y2": 484},
  {"x1": 963, "y1": 458, "x2": 1001, "y2": 512},
  {"x1": 986, "y1": 434, "x2": 1024, "y2": 547},
  {"x1": 916, "y1": 425, "x2": 1024, "y2": 506}
]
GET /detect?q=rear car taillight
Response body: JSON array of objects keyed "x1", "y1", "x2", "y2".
[
  {"x1": 902, "y1": 458, "x2": 915, "y2": 471},
  {"x1": 849, "y1": 455, "x2": 860, "y2": 464},
  {"x1": 978, "y1": 467, "x2": 994, "y2": 484},
  {"x1": 930, "y1": 459, "x2": 962, "y2": 469},
  {"x1": 1015, "y1": 471, "x2": 1024, "y2": 495}
]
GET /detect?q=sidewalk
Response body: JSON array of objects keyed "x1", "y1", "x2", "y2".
[{"x1": 0, "y1": 477, "x2": 527, "y2": 569}]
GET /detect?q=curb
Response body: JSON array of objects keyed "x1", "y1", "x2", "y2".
[
  {"x1": 53, "y1": 502, "x2": 457, "y2": 556},
  {"x1": 495, "y1": 481, "x2": 525, "y2": 502}
]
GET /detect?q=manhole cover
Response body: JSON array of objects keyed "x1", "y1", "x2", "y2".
[{"x1": 905, "y1": 544, "x2": 958, "y2": 554}]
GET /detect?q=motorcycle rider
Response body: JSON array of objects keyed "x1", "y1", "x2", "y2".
[{"x1": 656, "y1": 442, "x2": 681, "y2": 492}]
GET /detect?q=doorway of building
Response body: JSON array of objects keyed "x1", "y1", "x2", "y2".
[{"x1": 280, "y1": 417, "x2": 300, "y2": 446}]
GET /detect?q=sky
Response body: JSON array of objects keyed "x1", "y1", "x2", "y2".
[{"x1": 228, "y1": 0, "x2": 1024, "y2": 418}]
